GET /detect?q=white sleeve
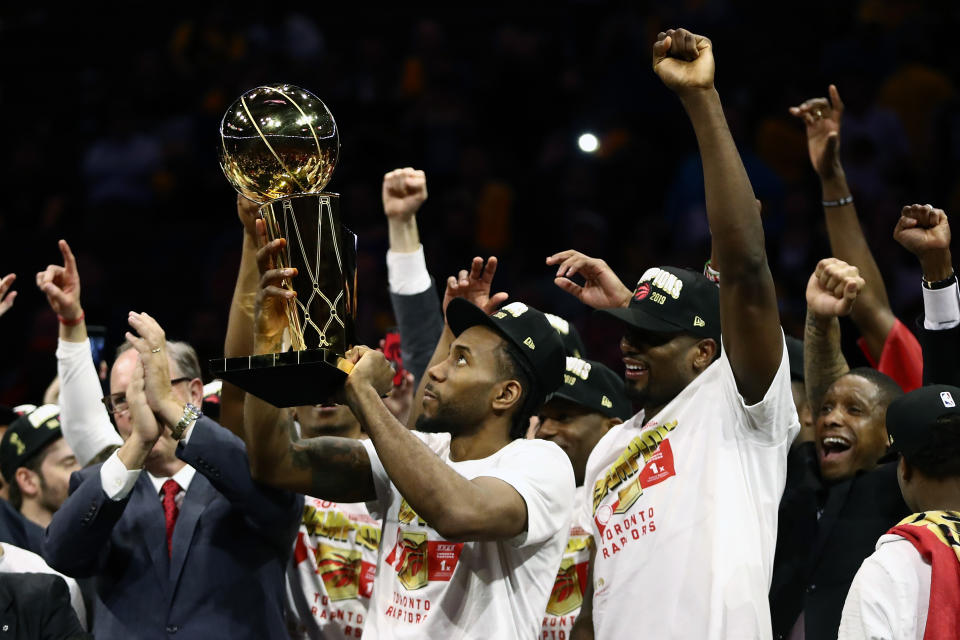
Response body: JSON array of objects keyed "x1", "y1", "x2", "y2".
[
  {"x1": 480, "y1": 440, "x2": 576, "y2": 547},
  {"x1": 718, "y1": 331, "x2": 800, "y2": 447},
  {"x1": 57, "y1": 338, "x2": 122, "y2": 466},
  {"x1": 386, "y1": 245, "x2": 432, "y2": 295},
  {"x1": 99, "y1": 449, "x2": 142, "y2": 501},
  {"x1": 837, "y1": 549, "x2": 915, "y2": 640},
  {"x1": 361, "y1": 438, "x2": 394, "y2": 521},
  {"x1": 922, "y1": 280, "x2": 960, "y2": 330}
]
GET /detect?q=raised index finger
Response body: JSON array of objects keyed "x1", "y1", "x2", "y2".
[{"x1": 59, "y1": 240, "x2": 77, "y2": 274}]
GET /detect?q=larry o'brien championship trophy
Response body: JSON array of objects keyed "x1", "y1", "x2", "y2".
[{"x1": 210, "y1": 84, "x2": 357, "y2": 407}]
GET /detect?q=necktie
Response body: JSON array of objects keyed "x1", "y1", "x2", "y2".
[{"x1": 161, "y1": 479, "x2": 181, "y2": 557}]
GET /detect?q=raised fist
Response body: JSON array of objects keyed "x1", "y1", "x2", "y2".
[
  {"x1": 382, "y1": 168, "x2": 427, "y2": 222},
  {"x1": 893, "y1": 204, "x2": 951, "y2": 258},
  {"x1": 806, "y1": 258, "x2": 865, "y2": 318},
  {"x1": 652, "y1": 29, "x2": 715, "y2": 95}
]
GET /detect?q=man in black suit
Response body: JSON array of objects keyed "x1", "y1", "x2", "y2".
[
  {"x1": 0, "y1": 572, "x2": 89, "y2": 640},
  {"x1": 770, "y1": 258, "x2": 908, "y2": 640},
  {"x1": 42, "y1": 312, "x2": 301, "y2": 639}
]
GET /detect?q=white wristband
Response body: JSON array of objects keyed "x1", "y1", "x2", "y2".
[{"x1": 387, "y1": 245, "x2": 432, "y2": 295}]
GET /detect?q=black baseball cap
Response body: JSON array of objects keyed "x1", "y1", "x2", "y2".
[
  {"x1": 785, "y1": 335, "x2": 804, "y2": 382},
  {"x1": 549, "y1": 357, "x2": 633, "y2": 421},
  {"x1": 0, "y1": 405, "x2": 63, "y2": 483},
  {"x1": 886, "y1": 385, "x2": 960, "y2": 459},
  {"x1": 599, "y1": 266, "x2": 720, "y2": 342},
  {"x1": 446, "y1": 299, "x2": 566, "y2": 396},
  {"x1": 544, "y1": 313, "x2": 587, "y2": 358}
]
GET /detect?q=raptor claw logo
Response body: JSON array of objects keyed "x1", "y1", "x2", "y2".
[{"x1": 634, "y1": 283, "x2": 651, "y2": 301}]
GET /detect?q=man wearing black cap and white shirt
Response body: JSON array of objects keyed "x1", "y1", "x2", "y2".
[
  {"x1": 245, "y1": 245, "x2": 575, "y2": 639},
  {"x1": 552, "y1": 29, "x2": 799, "y2": 640},
  {"x1": 0, "y1": 405, "x2": 80, "y2": 529},
  {"x1": 534, "y1": 357, "x2": 632, "y2": 638},
  {"x1": 838, "y1": 385, "x2": 960, "y2": 640}
]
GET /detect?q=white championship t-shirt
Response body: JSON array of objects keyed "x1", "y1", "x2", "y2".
[
  {"x1": 582, "y1": 335, "x2": 798, "y2": 640},
  {"x1": 361, "y1": 432, "x2": 575, "y2": 639},
  {"x1": 540, "y1": 489, "x2": 592, "y2": 640},
  {"x1": 285, "y1": 497, "x2": 382, "y2": 639},
  {"x1": 837, "y1": 535, "x2": 931, "y2": 640}
]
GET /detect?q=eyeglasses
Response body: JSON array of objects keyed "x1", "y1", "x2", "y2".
[{"x1": 101, "y1": 377, "x2": 192, "y2": 415}]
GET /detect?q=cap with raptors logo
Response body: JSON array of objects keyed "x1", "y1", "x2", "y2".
[
  {"x1": 599, "y1": 266, "x2": 720, "y2": 342},
  {"x1": 0, "y1": 404, "x2": 63, "y2": 483},
  {"x1": 446, "y1": 298, "x2": 566, "y2": 397},
  {"x1": 886, "y1": 385, "x2": 960, "y2": 460}
]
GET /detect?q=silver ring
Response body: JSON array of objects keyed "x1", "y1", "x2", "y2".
[{"x1": 151, "y1": 348, "x2": 161, "y2": 354}]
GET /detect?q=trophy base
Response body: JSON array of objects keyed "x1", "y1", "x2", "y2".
[{"x1": 209, "y1": 349, "x2": 351, "y2": 408}]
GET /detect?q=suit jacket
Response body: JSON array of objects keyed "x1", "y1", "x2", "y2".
[
  {"x1": 918, "y1": 323, "x2": 960, "y2": 386},
  {"x1": 0, "y1": 572, "x2": 89, "y2": 640},
  {"x1": 389, "y1": 279, "x2": 443, "y2": 389},
  {"x1": 0, "y1": 500, "x2": 43, "y2": 555},
  {"x1": 42, "y1": 417, "x2": 302, "y2": 640},
  {"x1": 769, "y1": 443, "x2": 909, "y2": 639}
]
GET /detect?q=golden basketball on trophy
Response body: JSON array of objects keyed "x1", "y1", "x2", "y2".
[{"x1": 211, "y1": 84, "x2": 357, "y2": 407}]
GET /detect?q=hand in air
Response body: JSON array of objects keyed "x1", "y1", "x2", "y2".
[
  {"x1": 546, "y1": 250, "x2": 632, "y2": 309},
  {"x1": 652, "y1": 28, "x2": 715, "y2": 95},
  {"x1": 806, "y1": 258, "x2": 865, "y2": 318},
  {"x1": 442, "y1": 256, "x2": 509, "y2": 315}
]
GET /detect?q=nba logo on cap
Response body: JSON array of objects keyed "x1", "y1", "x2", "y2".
[{"x1": 941, "y1": 391, "x2": 956, "y2": 408}]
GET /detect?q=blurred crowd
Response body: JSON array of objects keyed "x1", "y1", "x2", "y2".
[{"x1": 3, "y1": 2, "x2": 960, "y2": 403}]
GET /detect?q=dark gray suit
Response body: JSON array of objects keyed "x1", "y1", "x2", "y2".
[{"x1": 42, "y1": 417, "x2": 302, "y2": 640}]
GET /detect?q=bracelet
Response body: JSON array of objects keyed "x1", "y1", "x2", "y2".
[
  {"x1": 703, "y1": 261, "x2": 720, "y2": 285},
  {"x1": 170, "y1": 402, "x2": 202, "y2": 440},
  {"x1": 922, "y1": 271, "x2": 957, "y2": 290},
  {"x1": 58, "y1": 311, "x2": 85, "y2": 326},
  {"x1": 822, "y1": 195, "x2": 854, "y2": 208}
]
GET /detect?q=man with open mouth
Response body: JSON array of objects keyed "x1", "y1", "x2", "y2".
[{"x1": 770, "y1": 257, "x2": 908, "y2": 640}]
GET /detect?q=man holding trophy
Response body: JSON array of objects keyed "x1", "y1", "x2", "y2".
[{"x1": 221, "y1": 85, "x2": 575, "y2": 639}]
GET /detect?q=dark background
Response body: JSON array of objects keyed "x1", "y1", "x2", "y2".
[{"x1": 2, "y1": 2, "x2": 958, "y2": 404}]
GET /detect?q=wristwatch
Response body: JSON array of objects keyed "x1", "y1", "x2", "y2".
[{"x1": 171, "y1": 403, "x2": 202, "y2": 440}]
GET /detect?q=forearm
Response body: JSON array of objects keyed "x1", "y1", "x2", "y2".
[
  {"x1": 56, "y1": 339, "x2": 122, "y2": 467},
  {"x1": 220, "y1": 233, "x2": 260, "y2": 438},
  {"x1": 58, "y1": 315, "x2": 87, "y2": 343},
  {"x1": 226, "y1": 233, "x2": 260, "y2": 357},
  {"x1": 804, "y1": 310, "x2": 850, "y2": 411},
  {"x1": 243, "y1": 392, "x2": 375, "y2": 501},
  {"x1": 821, "y1": 171, "x2": 894, "y2": 350},
  {"x1": 347, "y1": 382, "x2": 510, "y2": 540},
  {"x1": 388, "y1": 216, "x2": 420, "y2": 253},
  {"x1": 681, "y1": 89, "x2": 764, "y2": 277}
]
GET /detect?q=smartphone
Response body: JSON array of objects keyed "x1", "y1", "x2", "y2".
[{"x1": 88, "y1": 325, "x2": 107, "y2": 370}]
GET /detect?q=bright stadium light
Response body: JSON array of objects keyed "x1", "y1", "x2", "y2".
[{"x1": 578, "y1": 132, "x2": 599, "y2": 153}]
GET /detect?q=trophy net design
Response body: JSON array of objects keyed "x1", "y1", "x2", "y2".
[{"x1": 211, "y1": 84, "x2": 357, "y2": 407}]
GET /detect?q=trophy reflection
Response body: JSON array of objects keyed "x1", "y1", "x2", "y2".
[{"x1": 211, "y1": 84, "x2": 357, "y2": 407}]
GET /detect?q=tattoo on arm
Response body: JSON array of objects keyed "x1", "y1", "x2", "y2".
[
  {"x1": 290, "y1": 436, "x2": 376, "y2": 503},
  {"x1": 804, "y1": 311, "x2": 850, "y2": 413}
]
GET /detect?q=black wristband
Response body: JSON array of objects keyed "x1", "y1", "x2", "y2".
[{"x1": 922, "y1": 271, "x2": 957, "y2": 290}]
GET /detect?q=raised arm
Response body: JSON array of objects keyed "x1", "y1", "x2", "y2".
[
  {"x1": 653, "y1": 28, "x2": 780, "y2": 402},
  {"x1": 219, "y1": 195, "x2": 262, "y2": 439},
  {"x1": 37, "y1": 240, "x2": 121, "y2": 466},
  {"x1": 240, "y1": 219, "x2": 376, "y2": 502},
  {"x1": 790, "y1": 86, "x2": 895, "y2": 361},
  {"x1": 803, "y1": 258, "x2": 864, "y2": 411},
  {"x1": 383, "y1": 167, "x2": 444, "y2": 388},
  {"x1": 894, "y1": 204, "x2": 959, "y2": 385}
]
